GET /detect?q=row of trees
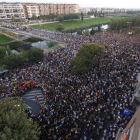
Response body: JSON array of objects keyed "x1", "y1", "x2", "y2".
[
  {"x1": 57, "y1": 13, "x2": 79, "y2": 22},
  {"x1": 110, "y1": 17, "x2": 140, "y2": 30},
  {"x1": 126, "y1": 11, "x2": 140, "y2": 14},
  {"x1": 38, "y1": 13, "x2": 57, "y2": 20},
  {"x1": 87, "y1": 11, "x2": 104, "y2": 17},
  {"x1": 0, "y1": 46, "x2": 44, "y2": 69},
  {"x1": 77, "y1": 24, "x2": 102, "y2": 36},
  {"x1": 70, "y1": 43, "x2": 105, "y2": 74}
]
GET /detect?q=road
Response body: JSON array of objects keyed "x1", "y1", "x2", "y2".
[
  {"x1": 24, "y1": 21, "x2": 59, "y2": 26},
  {"x1": 0, "y1": 26, "x2": 68, "y2": 45}
]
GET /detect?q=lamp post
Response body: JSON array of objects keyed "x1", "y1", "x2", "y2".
[
  {"x1": 71, "y1": 25, "x2": 74, "y2": 35},
  {"x1": 82, "y1": 23, "x2": 84, "y2": 35},
  {"x1": 126, "y1": 22, "x2": 131, "y2": 32}
]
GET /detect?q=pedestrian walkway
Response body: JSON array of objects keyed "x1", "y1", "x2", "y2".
[{"x1": 22, "y1": 88, "x2": 44, "y2": 105}]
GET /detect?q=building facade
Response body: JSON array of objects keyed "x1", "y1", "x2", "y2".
[
  {"x1": 101, "y1": 8, "x2": 115, "y2": 13},
  {"x1": 0, "y1": 2, "x2": 25, "y2": 20},
  {"x1": 39, "y1": 4, "x2": 79, "y2": 16},
  {"x1": 0, "y1": 2, "x2": 79, "y2": 20},
  {"x1": 79, "y1": 7, "x2": 90, "y2": 13},
  {"x1": 22, "y1": 3, "x2": 40, "y2": 19}
]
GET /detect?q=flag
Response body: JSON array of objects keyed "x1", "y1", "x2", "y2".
[
  {"x1": 74, "y1": 51, "x2": 77, "y2": 57},
  {"x1": 121, "y1": 135, "x2": 128, "y2": 140},
  {"x1": 121, "y1": 108, "x2": 132, "y2": 117}
]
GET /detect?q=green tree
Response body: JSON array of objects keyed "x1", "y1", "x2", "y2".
[
  {"x1": 55, "y1": 23, "x2": 65, "y2": 32},
  {"x1": 87, "y1": 12, "x2": 91, "y2": 16},
  {"x1": 57, "y1": 16, "x2": 64, "y2": 22},
  {"x1": 32, "y1": 14, "x2": 37, "y2": 20},
  {"x1": 0, "y1": 45, "x2": 11, "y2": 66},
  {"x1": 3, "y1": 53, "x2": 27, "y2": 69},
  {"x1": 70, "y1": 43, "x2": 105, "y2": 74},
  {"x1": 27, "y1": 47, "x2": 44, "y2": 62},
  {"x1": 84, "y1": 29, "x2": 90, "y2": 36},
  {"x1": 11, "y1": 16, "x2": 16, "y2": 22},
  {"x1": 97, "y1": 24, "x2": 102, "y2": 32},
  {"x1": 81, "y1": 12, "x2": 84, "y2": 22},
  {"x1": 94, "y1": 11, "x2": 98, "y2": 18},
  {"x1": 77, "y1": 29, "x2": 83, "y2": 35},
  {"x1": 0, "y1": 95, "x2": 40, "y2": 140},
  {"x1": 90, "y1": 28, "x2": 95, "y2": 35}
]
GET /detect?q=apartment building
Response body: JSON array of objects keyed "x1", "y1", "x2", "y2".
[
  {"x1": 79, "y1": 7, "x2": 90, "y2": 13},
  {"x1": 22, "y1": 3, "x2": 40, "y2": 19},
  {"x1": 120, "y1": 8, "x2": 127, "y2": 12},
  {"x1": 0, "y1": 2, "x2": 79, "y2": 20},
  {"x1": 33, "y1": 3, "x2": 79, "y2": 17},
  {"x1": 101, "y1": 8, "x2": 115, "y2": 13},
  {"x1": 0, "y1": 2, "x2": 25, "y2": 20}
]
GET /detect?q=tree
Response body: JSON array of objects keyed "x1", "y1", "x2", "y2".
[
  {"x1": 55, "y1": 23, "x2": 65, "y2": 32},
  {"x1": 77, "y1": 29, "x2": 83, "y2": 35},
  {"x1": 90, "y1": 28, "x2": 95, "y2": 35},
  {"x1": 57, "y1": 16, "x2": 64, "y2": 22},
  {"x1": 3, "y1": 53, "x2": 27, "y2": 69},
  {"x1": 11, "y1": 16, "x2": 16, "y2": 22},
  {"x1": 0, "y1": 45, "x2": 11, "y2": 66},
  {"x1": 94, "y1": 11, "x2": 98, "y2": 18},
  {"x1": 81, "y1": 12, "x2": 84, "y2": 22},
  {"x1": 84, "y1": 29, "x2": 90, "y2": 36},
  {"x1": 97, "y1": 24, "x2": 102, "y2": 32},
  {"x1": 32, "y1": 14, "x2": 37, "y2": 20},
  {"x1": 70, "y1": 43, "x2": 105, "y2": 74},
  {"x1": 0, "y1": 95, "x2": 40, "y2": 140},
  {"x1": 27, "y1": 47, "x2": 44, "y2": 63}
]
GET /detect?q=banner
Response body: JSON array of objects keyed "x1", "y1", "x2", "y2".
[{"x1": 121, "y1": 108, "x2": 132, "y2": 117}]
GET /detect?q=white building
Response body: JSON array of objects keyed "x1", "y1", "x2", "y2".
[
  {"x1": 79, "y1": 7, "x2": 90, "y2": 13},
  {"x1": 25, "y1": 5, "x2": 40, "y2": 18},
  {"x1": 101, "y1": 8, "x2": 115, "y2": 13},
  {"x1": 0, "y1": 2, "x2": 25, "y2": 20},
  {"x1": 120, "y1": 8, "x2": 127, "y2": 12}
]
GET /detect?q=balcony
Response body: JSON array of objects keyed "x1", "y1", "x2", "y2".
[
  {"x1": 13, "y1": 10, "x2": 18, "y2": 13},
  {"x1": 0, "y1": 10, "x2": 3, "y2": 13},
  {"x1": 5, "y1": 10, "x2": 10, "y2": 13},
  {"x1": 7, "y1": 15, "x2": 11, "y2": 18},
  {"x1": 1, "y1": 16, "x2": 6, "y2": 18},
  {"x1": 14, "y1": 14, "x2": 19, "y2": 17}
]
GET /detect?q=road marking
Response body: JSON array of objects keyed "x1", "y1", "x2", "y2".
[{"x1": 26, "y1": 104, "x2": 32, "y2": 109}]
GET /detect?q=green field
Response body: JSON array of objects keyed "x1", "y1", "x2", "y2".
[
  {"x1": 30, "y1": 17, "x2": 124, "y2": 31},
  {"x1": 0, "y1": 34, "x2": 13, "y2": 44}
]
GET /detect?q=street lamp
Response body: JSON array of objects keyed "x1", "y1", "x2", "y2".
[
  {"x1": 71, "y1": 25, "x2": 74, "y2": 35},
  {"x1": 126, "y1": 22, "x2": 131, "y2": 32}
]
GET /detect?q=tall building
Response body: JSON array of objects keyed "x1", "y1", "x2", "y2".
[
  {"x1": 79, "y1": 7, "x2": 90, "y2": 13},
  {"x1": 0, "y1": 2, "x2": 25, "y2": 20},
  {"x1": 0, "y1": 2, "x2": 79, "y2": 20},
  {"x1": 22, "y1": 3, "x2": 40, "y2": 19},
  {"x1": 101, "y1": 8, "x2": 115, "y2": 13}
]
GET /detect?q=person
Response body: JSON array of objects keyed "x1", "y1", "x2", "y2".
[{"x1": 0, "y1": 27, "x2": 138, "y2": 140}]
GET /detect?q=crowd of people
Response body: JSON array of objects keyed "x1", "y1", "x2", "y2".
[{"x1": 1, "y1": 28, "x2": 140, "y2": 140}]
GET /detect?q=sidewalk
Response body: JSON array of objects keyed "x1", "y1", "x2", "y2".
[{"x1": 24, "y1": 21, "x2": 59, "y2": 26}]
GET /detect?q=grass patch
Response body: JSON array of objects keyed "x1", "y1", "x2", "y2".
[
  {"x1": 47, "y1": 42, "x2": 58, "y2": 48},
  {"x1": 0, "y1": 34, "x2": 13, "y2": 44},
  {"x1": 30, "y1": 17, "x2": 124, "y2": 31}
]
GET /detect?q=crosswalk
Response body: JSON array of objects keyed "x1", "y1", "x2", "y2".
[{"x1": 22, "y1": 88, "x2": 44, "y2": 105}]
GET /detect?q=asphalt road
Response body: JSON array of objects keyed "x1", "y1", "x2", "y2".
[{"x1": 0, "y1": 26, "x2": 67, "y2": 44}]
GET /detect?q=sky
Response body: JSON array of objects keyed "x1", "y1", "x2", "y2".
[{"x1": 1, "y1": 0, "x2": 140, "y2": 9}]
